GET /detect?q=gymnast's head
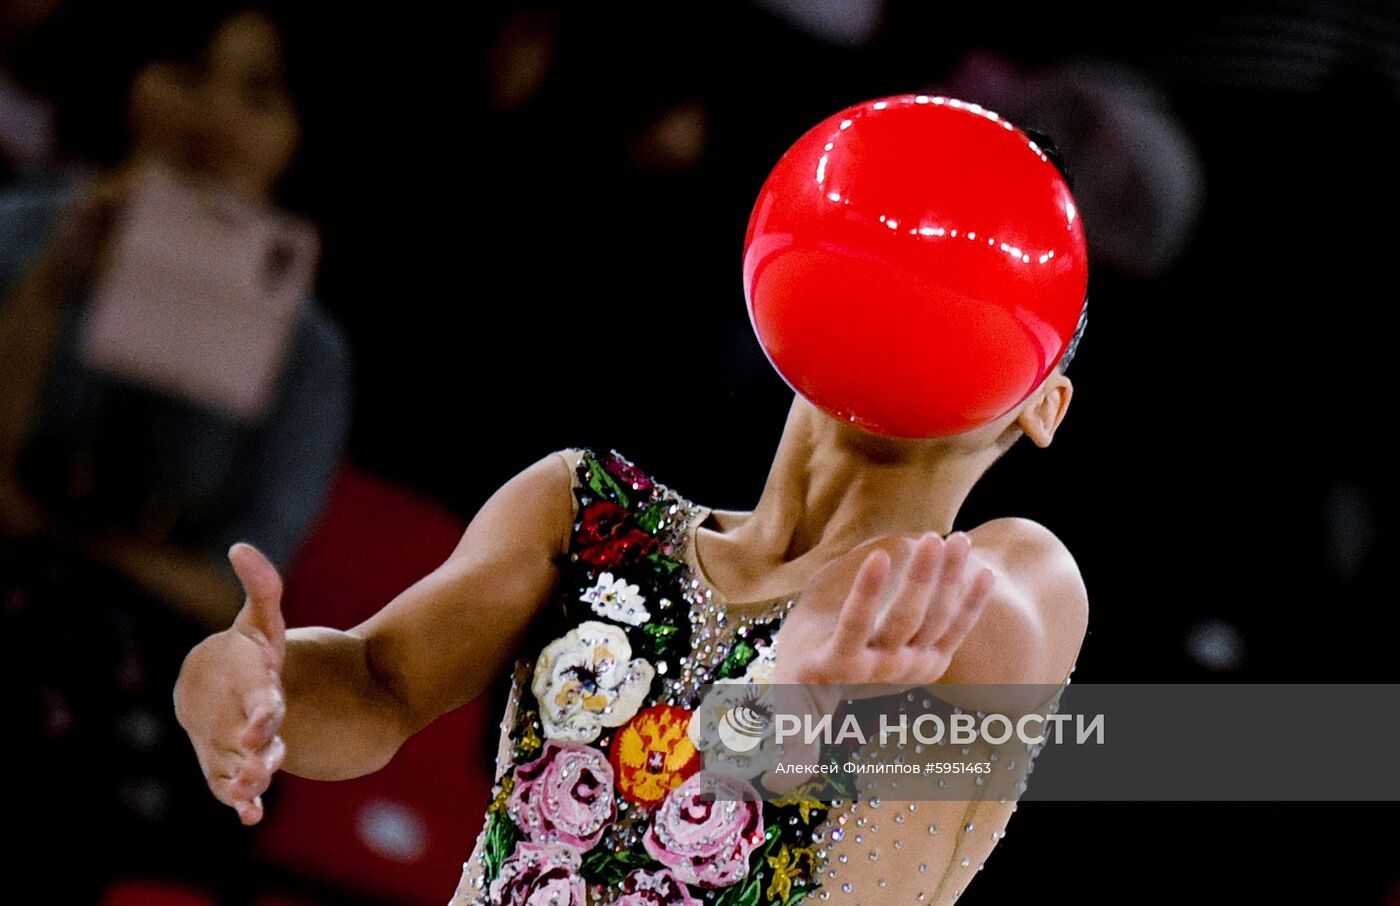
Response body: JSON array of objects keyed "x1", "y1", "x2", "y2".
[{"x1": 745, "y1": 97, "x2": 1090, "y2": 457}]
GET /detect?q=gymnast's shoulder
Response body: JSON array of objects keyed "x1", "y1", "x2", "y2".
[{"x1": 947, "y1": 516, "x2": 1088, "y2": 688}]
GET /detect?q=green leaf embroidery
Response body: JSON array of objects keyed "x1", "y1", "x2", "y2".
[
  {"x1": 762, "y1": 824, "x2": 782, "y2": 852},
  {"x1": 580, "y1": 846, "x2": 654, "y2": 886},
  {"x1": 715, "y1": 869, "x2": 764, "y2": 906},
  {"x1": 717, "y1": 639, "x2": 758, "y2": 680},
  {"x1": 644, "y1": 551, "x2": 685, "y2": 576},
  {"x1": 640, "y1": 622, "x2": 681, "y2": 659},
  {"x1": 820, "y1": 748, "x2": 857, "y2": 800},
  {"x1": 585, "y1": 453, "x2": 630, "y2": 509},
  {"x1": 784, "y1": 885, "x2": 815, "y2": 906},
  {"x1": 481, "y1": 810, "x2": 520, "y2": 885},
  {"x1": 637, "y1": 498, "x2": 670, "y2": 533}
]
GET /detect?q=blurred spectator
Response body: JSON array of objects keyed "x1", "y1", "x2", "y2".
[
  {"x1": 1, "y1": 6, "x2": 349, "y2": 901},
  {"x1": 936, "y1": 50, "x2": 1205, "y2": 279},
  {"x1": 0, "y1": 5, "x2": 349, "y2": 621},
  {"x1": 0, "y1": 0, "x2": 70, "y2": 181}
]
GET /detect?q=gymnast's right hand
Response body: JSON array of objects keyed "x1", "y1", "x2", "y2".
[{"x1": 173, "y1": 542, "x2": 287, "y2": 826}]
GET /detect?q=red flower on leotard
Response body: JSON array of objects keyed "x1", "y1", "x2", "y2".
[
  {"x1": 577, "y1": 501, "x2": 630, "y2": 546},
  {"x1": 577, "y1": 501, "x2": 660, "y2": 569}
]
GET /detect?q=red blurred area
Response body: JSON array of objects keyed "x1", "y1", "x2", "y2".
[{"x1": 100, "y1": 879, "x2": 216, "y2": 906}]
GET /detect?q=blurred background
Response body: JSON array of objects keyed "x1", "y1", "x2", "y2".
[{"x1": 2, "y1": 0, "x2": 1396, "y2": 903}]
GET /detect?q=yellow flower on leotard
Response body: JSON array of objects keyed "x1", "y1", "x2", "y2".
[{"x1": 766, "y1": 844, "x2": 818, "y2": 903}]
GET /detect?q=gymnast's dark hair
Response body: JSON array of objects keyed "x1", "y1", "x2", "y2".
[
  {"x1": 1057, "y1": 299, "x2": 1088, "y2": 374},
  {"x1": 1021, "y1": 125, "x2": 1087, "y2": 375},
  {"x1": 1023, "y1": 126, "x2": 1073, "y2": 190}
]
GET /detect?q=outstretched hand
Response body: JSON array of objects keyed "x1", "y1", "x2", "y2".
[
  {"x1": 763, "y1": 532, "x2": 994, "y2": 792},
  {"x1": 775, "y1": 531, "x2": 994, "y2": 687},
  {"x1": 173, "y1": 542, "x2": 288, "y2": 825}
]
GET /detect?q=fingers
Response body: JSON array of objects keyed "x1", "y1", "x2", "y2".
[
  {"x1": 235, "y1": 797, "x2": 264, "y2": 826},
  {"x1": 210, "y1": 675, "x2": 286, "y2": 821},
  {"x1": 239, "y1": 686, "x2": 286, "y2": 749},
  {"x1": 870, "y1": 533, "x2": 942, "y2": 646},
  {"x1": 229, "y1": 542, "x2": 286, "y2": 666},
  {"x1": 831, "y1": 548, "x2": 891, "y2": 657},
  {"x1": 206, "y1": 733, "x2": 285, "y2": 826},
  {"x1": 237, "y1": 735, "x2": 287, "y2": 790},
  {"x1": 830, "y1": 532, "x2": 994, "y2": 667},
  {"x1": 909, "y1": 532, "x2": 972, "y2": 647}
]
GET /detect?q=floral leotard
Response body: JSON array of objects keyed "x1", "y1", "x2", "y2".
[{"x1": 449, "y1": 448, "x2": 1068, "y2": 906}]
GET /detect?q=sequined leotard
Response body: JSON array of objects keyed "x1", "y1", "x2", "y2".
[{"x1": 449, "y1": 447, "x2": 1068, "y2": 906}]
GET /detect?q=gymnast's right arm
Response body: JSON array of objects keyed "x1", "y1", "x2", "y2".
[{"x1": 172, "y1": 449, "x2": 577, "y2": 825}]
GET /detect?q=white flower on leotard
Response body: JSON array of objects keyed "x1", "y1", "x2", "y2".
[
  {"x1": 687, "y1": 633, "x2": 782, "y2": 780},
  {"x1": 580, "y1": 571, "x2": 651, "y2": 626},
  {"x1": 532, "y1": 621, "x2": 655, "y2": 743}
]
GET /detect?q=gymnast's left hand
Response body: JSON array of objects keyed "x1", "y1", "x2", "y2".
[
  {"x1": 774, "y1": 531, "x2": 995, "y2": 688},
  {"x1": 761, "y1": 532, "x2": 993, "y2": 791},
  {"x1": 762, "y1": 532, "x2": 994, "y2": 792}
]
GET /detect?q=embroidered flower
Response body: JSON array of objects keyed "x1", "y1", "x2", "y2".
[
  {"x1": 770, "y1": 783, "x2": 826, "y2": 824},
  {"x1": 609, "y1": 868, "x2": 700, "y2": 906},
  {"x1": 575, "y1": 499, "x2": 662, "y2": 570},
  {"x1": 581, "y1": 571, "x2": 651, "y2": 626},
  {"x1": 603, "y1": 451, "x2": 655, "y2": 495},
  {"x1": 714, "y1": 632, "x2": 777, "y2": 682},
  {"x1": 489, "y1": 842, "x2": 586, "y2": 905},
  {"x1": 642, "y1": 772, "x2": 765, "y2": 889},
  {"x1": 532, "y1": 621, "x2": 655, "y2": 743},
  {"x1": 609, "y1": 705, "x2": 701, "y2": 806},
  {"x1": 507, "y1": 740, "x2": 616, "y2": 851},
  {"x1": 487, "y1": 774, "x2": 515, "y2": 814},
  {"x1": 687, "y1": 678, "x2": 782, "y2": 781},
  {"x1": 765, "y1": 844, "x2": 818, "y2": 903},
  {"x1": 513, "y1": 708, "x2": 543, "y2": 759},
  {"x1": 577, "y1": 501, "x2": 630, "y2": 547},
  {"x1": 580, "y1": 528, "x2": 660, "y2": 571},
  {"x1": 688, "y1": 633, "x2": 783, "y2": 780}
]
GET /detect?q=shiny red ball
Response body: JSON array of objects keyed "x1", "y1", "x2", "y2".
[{"x1": 742, "y1": 95, "x2": 1088, "y2": 438}]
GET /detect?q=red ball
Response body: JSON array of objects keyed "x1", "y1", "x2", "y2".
[{"x1": 742, "y1": 95, "x2": 1088, "y2": 438}]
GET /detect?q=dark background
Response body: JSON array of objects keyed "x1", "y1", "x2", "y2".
[{"x1": 7, "y1": 0, "x2": 1397, "y2": 902}]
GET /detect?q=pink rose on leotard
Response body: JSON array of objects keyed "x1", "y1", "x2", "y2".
[
  {"x1": 507, "y1": 740, "x2": 616, "y2": 851},
  {"x1": 488, "y1": 842, "x2": 585, "y2": 905},
  {"x1": 609, "y1": 867, "x2": 700, "y2": 906},
  {"x1": 642, "y1": 772, "x2": 765, "y2": 889}
]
